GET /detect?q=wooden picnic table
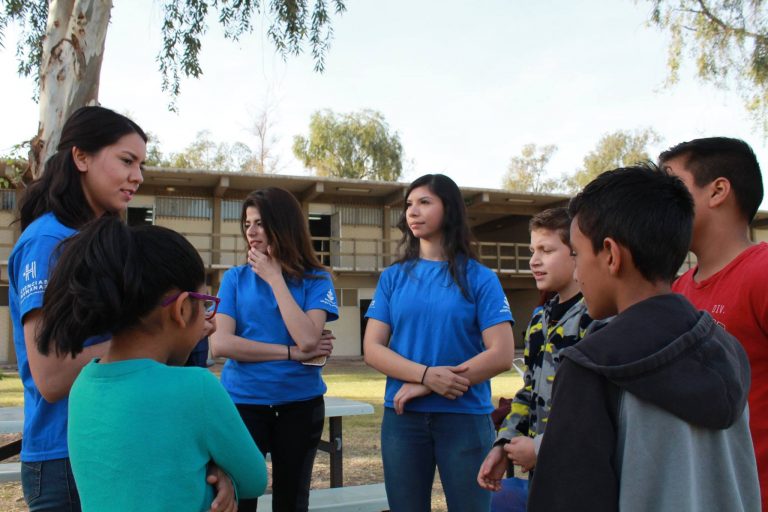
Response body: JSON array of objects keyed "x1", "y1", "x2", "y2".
[{"x1": 0, "y1": 397, "x2": 374, "y2": 488}]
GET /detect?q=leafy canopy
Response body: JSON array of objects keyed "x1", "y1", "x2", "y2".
[
  {"x1": 293, "y1": 109, "x2": 403, "y2": 181},
  {"x1": 566, "y1": 128, "x2": 660, "y2": 192},
  {"x1": 502, "y1": 143, "x2": 559, "y2": 194},
  {"x1": 0, "y1": 0, "x2": 346, "y2": 107},
  {"x1": 646, "y1": 0, "x2": 768, "y2": 133}
]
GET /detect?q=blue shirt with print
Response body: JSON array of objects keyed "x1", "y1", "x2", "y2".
[
  {"x1": 217, "y1": 265, "x2": 338, "y2": 405},
  {"x1": 8, "y1": 213, "x2": 108, "y2": 462},
  {"x1": 366, "y1": 258, "x2": 514, "y2": 414}
]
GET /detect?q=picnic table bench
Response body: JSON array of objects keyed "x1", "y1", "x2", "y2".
[{"x1": 0, "y1": 397, "x2": 378, "y2": 489}]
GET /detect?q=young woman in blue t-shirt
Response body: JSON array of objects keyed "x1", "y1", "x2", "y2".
[
  {"x1": 9, "y1": 106, "x2": 233, "y2": 511},
  {"x1": 210, "y1": 187, "x2": 338, "y2": 512},
  {"x1": 8, "y1": 106, "x2": 147, "y2": 511},
  {"x1": 36, "y1": 217, "x2": 267, "y2": 511},
  {"x1": 364, "y1": 174, "x2": 516, "y2": 512}
]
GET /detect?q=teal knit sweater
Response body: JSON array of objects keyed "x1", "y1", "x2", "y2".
[{"x1": 68, "y1": 359, "x2": 267, "y2": 511}]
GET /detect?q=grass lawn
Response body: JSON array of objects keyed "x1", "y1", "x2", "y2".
[{"x1": 0, "y1": 360, "x2": 522, "y2": 511}]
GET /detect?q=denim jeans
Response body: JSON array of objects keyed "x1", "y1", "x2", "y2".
[
  {"x1": 21, "y1": 458, "x2": 81, "y2": 512},
  {"x1": 381, "y1": 408, "x2": 495, "y2": 512}
]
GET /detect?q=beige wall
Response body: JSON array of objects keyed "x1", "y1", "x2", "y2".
[
  {"x1": 331, "y1": 306, "x2": 362, "y2": 356},
  {"x1": 0, "y1": 305, "x2": 10, "y2": 364},
  {"x1": 0, "y1": 211, "x2": 16, "y2": 263},
  {"x1": 338, "y1": 225, "x2": 381, "y2": 270},
  {"x1": 753, "y1": 228, "x2": 768, "y2": 243}
]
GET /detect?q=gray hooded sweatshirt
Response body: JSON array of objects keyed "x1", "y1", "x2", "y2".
[{"x1": 528, "y1": 293, "x2": 760, "y2": 512}]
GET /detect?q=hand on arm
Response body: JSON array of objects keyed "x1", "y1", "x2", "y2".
[
  {"x1": 248, "y1": 247, "x2": 325, "y2": 351},
  {"x1": 24, "y1": 310, "x2": 109, "y2": 402},
  {"x1": 206, "y1": 463, "x2": 236, "y2": 512},
  {"x1": 210, "y1": 315, "x2": 333, "y2": 362},
  {"x1": 477, "y1": 445, "x2": 509, "y2": 492},
  {"x1": 452, "y1": 322, "x2": 515, "y2": 385},
  {"x1": 504, "y1": 436, "x2": 537, "y2": 472},
  {"x1": 393, "y1": 383, "x2": 431, "y2": 414},
  {"x1": 363, "y1": 319, "x2": 470, "y2": 399}
]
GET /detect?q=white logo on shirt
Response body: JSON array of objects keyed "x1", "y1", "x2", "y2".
[
  {"x1": 369, "y1": 299, "x2": 376, "y2": 310},
  {"x1": 499, "y1": 296, "x2": 511, "y2": 314},
  {"x1": 23, "y1": 261, "x2": 37, "y2": 281},
  {"x1": 321, "y1": 289, "x2": 337, "y2": 308}
]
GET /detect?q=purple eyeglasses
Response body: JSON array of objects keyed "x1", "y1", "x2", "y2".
[{"x1": 161, "y1": 292, "x2": 220, "y2": 319}]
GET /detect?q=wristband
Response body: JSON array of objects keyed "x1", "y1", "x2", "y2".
[
  {"x1": 420, "y1": 366, "x2": 429, "y2": 384},
  {"x1": 287, "y1": 345, "x2": 291, "y2": 361}
]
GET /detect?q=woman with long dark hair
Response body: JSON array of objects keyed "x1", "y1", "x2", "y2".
[
  {"x1": 210, "y1": 187, "x2": 338, "y2": 512},
  {"x1": 8, "y1": 106, "x2": 146, "y2": 510},
  {"x1": 37, "y1": 217, "x2": 267, "y2": 511},
  {"x1": 364, "y1": 174, "x2": 516, "y2": 512}
]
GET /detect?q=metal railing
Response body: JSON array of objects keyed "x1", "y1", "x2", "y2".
[{"x1": 0, "y1": 230, "x2": 698, "y2": 282}]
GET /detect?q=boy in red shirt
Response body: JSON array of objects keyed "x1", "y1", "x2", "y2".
[{"x1": 660, "y1": 137, "x2": 768, "y2": 507}]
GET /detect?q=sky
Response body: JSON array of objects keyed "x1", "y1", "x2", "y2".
[{"x1": 1, "y1": 0, "x2": 767, "y2": 210}]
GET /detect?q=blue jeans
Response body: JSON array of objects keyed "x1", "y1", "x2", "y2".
[
  {"x1": 381, "y1": 408, "x2": 495, "y2": 512},
  {"x1": 21, "y1": 458, "x2": 81, "y2": 512}
]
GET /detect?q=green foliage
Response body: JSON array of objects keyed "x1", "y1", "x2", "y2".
[
  {"x1": 0, "y1": 141, "x2": 29, "y2": 188},
  {"x1": 566, "y1": 128, "x2": 660, "y2": 192},
  {"x1": 153, "y1": 130, "x2": 262, "y2": 172},
  {"x1": 0, "y1": 0, "x2": 46, "y2": 100},
  {"x1": 646, "y1": 0, "x2": 768, "y2": 133},
  {"x1": 293, "y1": 109, "x2": 403, "y2": 181},
  {"x1": 1, "y1": 0, "x2": 346, "y2": 107},
  {"x1": 502, "y1": 143, "x2": 559, "y2": 193}
]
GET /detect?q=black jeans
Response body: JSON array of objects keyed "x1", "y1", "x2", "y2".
[{"x1": 236, "y1": 396, "x2": 325, "y2": 512}]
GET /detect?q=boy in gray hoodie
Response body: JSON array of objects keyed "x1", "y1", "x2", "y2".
[{"x1": 528, "y1": 164, "x2": 760, "y2": 511}]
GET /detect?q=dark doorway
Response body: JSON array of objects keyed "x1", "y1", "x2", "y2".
[
  {"x1": 127, "y1": 207, "x2": 154, "y2": 226},
  {"x1": 309, "y1": 214, "x2": 331, "y2": 265},
  {"x1": 359, "y1": 299, "x2": 372, "y2": 355}
]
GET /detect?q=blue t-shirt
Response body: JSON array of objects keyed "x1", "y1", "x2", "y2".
[
  {"x1": 8, "y1": 212, "x2": 108, "y2": 462},
  {"x1": 217, "y1": 265, "x2": 338, "y2": 405},
  {"x1": 366, "y1": 258, "x2": 514, "y2": 414}
]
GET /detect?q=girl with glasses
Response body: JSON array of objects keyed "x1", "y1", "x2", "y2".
[
  {"x1": 8, "y1": 106, "x2": 148, "y2": 511},
  {"x1": 37, "y1": 216, "x2": 267, "y2": 511},
  {"x1": 210, "y1": 187, "x2": 338, "y2": 512},
  {"x1": 363, "y1": 174, "x2": 516, "y2": 512}
]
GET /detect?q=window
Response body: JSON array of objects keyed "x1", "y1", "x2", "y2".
[
  {"x1": 0, "y1": 190, "x2": 15, "y2": 211},
  {"x1": 340, "y1": 206, "x2": 382, "y2": 226},
  {"x1": 156, "y1": 197, "x2": 212, "y2": 219},
  {"x1": 222, "y1": 199, "x2": 242, "y2": 221}
]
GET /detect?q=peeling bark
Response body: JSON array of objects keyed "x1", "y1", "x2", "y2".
[{"x1": 31, "y1": 0, "x2": 112, "y2": 177}]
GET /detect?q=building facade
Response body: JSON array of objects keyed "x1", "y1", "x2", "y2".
[{"x1": 1, "y1": 169, "x2": 767, "y2": 364}]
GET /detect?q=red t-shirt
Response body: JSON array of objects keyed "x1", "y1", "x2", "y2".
[{"x1": 674, "y1": 242, "x2": 768, "y2": 506}]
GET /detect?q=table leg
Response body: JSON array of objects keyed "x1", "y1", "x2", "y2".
[
  {"x1": 0, "y1": 438, "x2": 21, "y2": 461},
  {"x1": 329, "y1": 417, "x2": 343, "y2": 488}
]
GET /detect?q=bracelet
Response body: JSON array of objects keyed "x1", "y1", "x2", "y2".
[
  {"x1": 420, "y1": 366, "x2": 429, "y2": 384},
  {"x1": 287, "y1": 345, "x2": 291, "y2": 361}
]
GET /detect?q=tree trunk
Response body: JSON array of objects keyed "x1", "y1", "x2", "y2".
[{"x1": 31, "y1": 0, "x2": 113, "y2": 177}]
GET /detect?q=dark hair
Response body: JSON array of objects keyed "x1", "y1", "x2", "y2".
[
  {"x1": 37, "y1": 217, "x2": 205, "y2": 357},
  {"x1": 396, "y1": 174, "x2": 477, "y2": 298},
  {"x1": 659, "y1": 137, "x2": 763, "y2": 222},
  {"x1": 529, "y1": 207, "x2": 571, "y2": 246},
  {"x1": 18, "y1": 106, "x2": 147, "y2": 231},
  {"x1": 568, "y1": 163, "x2": 694, "y2": 283},
  {"x1": 240, "y1": 187, "x2": 325, "y2": 281}
]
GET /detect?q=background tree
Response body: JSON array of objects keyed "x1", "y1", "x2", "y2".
[
  {"x1": 565, "y1": 128, "x2": 660, "y2": 192},
  {"x1": 293, "y1": 109, "x2": 403, "y2": 180},
  {"x1": 160, "y1": 130, "x2": 257, "y2": 172},
  {"x1": 247, "y1": 100, "x2": 282, "y2": 174},
  {"x1": 502, "y1": 143, "x2": 559, "y2": 193},
  {"x1": 645, "y1": 0, "x2": 768, "y2": 132},
  {"x1": 0, "y1": 0, "x2": 346, "y2": 177}
]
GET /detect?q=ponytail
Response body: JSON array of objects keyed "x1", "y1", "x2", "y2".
[{"x1": 37, "y1": 217, "x2": 205, "y2": 357}]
